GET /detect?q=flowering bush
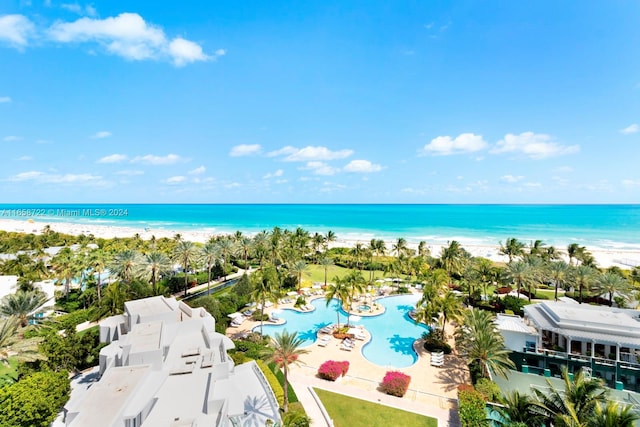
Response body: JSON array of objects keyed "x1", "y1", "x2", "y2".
[
  {"x1": 317, "y1": 360, "x2": 350, "y2": 381},
  {"x1": 380, "y1": 371, "x2": 411, "y2": 397}
]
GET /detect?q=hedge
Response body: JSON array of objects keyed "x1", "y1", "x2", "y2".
[
  {"x1": 256, "y1": 360, "x2": 284, "y2": 407},
  {"x1": 458, "y1": 385, "x2": 489, "y2": 427}
]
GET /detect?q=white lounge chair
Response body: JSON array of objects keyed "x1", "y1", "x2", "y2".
[
  {"x1": 317, "y1": 336, "x2": 331, "y2": 347},
  {"x1": 430, "y1": 351, "x2": 444, "y2": 367},
  {"x1": 340, "y1": 343, "x2": 353, "y2": 351}
]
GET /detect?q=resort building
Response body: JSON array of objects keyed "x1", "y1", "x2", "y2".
[
  {"x1": 497, "y1": 301, "x2": 640, "y2": 392},
  {"x1": 64, "y1": 296, "x2": 281, "y2": 427}
]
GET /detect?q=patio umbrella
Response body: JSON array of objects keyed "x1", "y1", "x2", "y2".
[{"x1": 227, "y1": 312, "x2": 243, "y2": 319}]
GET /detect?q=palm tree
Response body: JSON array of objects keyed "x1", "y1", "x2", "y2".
[
  {"x1": 595, "y1": 271, "x2": 630, "y2": 307},
  {"x1": 236, "y1": 236, "x2": 253, "y2": 268},
  {"x1": 455, "y1": 308, "x2": 515, "y2": 379},
  {"x1": 253, "y1": 231, "x2": 270, "y2": 269},
  {"x1": 323, "y1": 230, "x2": 337, "y2": 252},
  {"x1": 505, "y1": 260, "x2": 537, "y2": 301},
  {"x1": 87, "y1": 249, "x2": 107, "y2": 302},
  {"x1": 0, "y1": 290, "x2": 50, "y2": 327},
  {"x1": 50, "y1": 247, "x2": 77, "y2": 296},
  {"x1": 0, "y1": 316, "x2": 45, "y2": 365},
  {"x1": 200, "y1": 241, "x2": 222, "y2": 295},
  {"x1": 350, "y1": 243, "x2": 365, "y2": 271},
  {"x1": 343, "y1": 271, "x2": 365, "y2": 325},
  {"x1": 439, "y1": 240, "x2": 468, "y2": 284},
  {"x1": 324, "y1": 276, "x2": 349, "y2": 327},
  {"x1": 572, "y1": 265, "x2": 596, "y2": 304},
  {"x1": 532, "y1": 367, "x2": 607, "y2": 427},
  {"x1": 142, "y1": 251, "x2": 172, "y2": 295},
  {"x1": 319, "y1": 257, "x2": 334, "y2": 288},
  {"x1": 417, "y1": 241, "x2": 430, "y2": 259},
  {"x1": 438, "y1": 290, "x2": 463, "y2": 335},
  {"x1": 548, "y1": 260, "x2": 569, "y2": 301},
  {"x1": 250, "y1": 266, "x2": 280, "y2": 335},
  {"x1": 567, "y1": 243, "x2": 583, "y2": 266},
  {"x1": 110, "y1": 249, "x2": 143, "y2": 288},
  {"x1": 392, "y1": 238, "x2": 408, "y2": 264},
  {"x1": 289, "y1": 260, "x2": 308, "y2": 292},
  {"x1": 262, "y1": 330, "x2": 309, "y2": 412},
  {"x1": 173, "y1": 240, "x2": 198, "y2": 297},
  {"x1": 529, "y1": 239, "x2": 547, "y2": 258},
  {"x1": 472, "y1": 257, "x2": 496, "y2": 301},
  {"x1": 590, "y1": 401, "x2": 640, "y2": 427},
  {"x1": 312, "y1": 233, "x2": 325, "y2": 261},
  {"x1": 500, "y1": 238, "x2": 526, "y2": 263},
  {"x1": 217, "y1": 237, "x2": 236, "y2": 281},
  {"x1": 495, "y1": 390, "x2": 544, "y2": 427}
]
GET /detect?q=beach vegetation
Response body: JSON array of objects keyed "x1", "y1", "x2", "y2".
[
  {"x1": 317, "y1": 360, "x2": 349, "y2": 381},
  {"x1": 380, "y1": 370, "x2": 411, "y2": 397},
  {"x1": 262, "y1": 330, "x2": 308, "y2": 412},
  {"x1": 458, "y1": 384, "x2": 490, "y2": 427}
]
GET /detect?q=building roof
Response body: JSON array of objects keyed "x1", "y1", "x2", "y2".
[
  {"x1": 496, "y1": 314, "x2": 537, "y2": 335},
  {"x1": 125, "y1": 296, "x2": 175, "y2": 319},
  {"x1": 524, "y1": 302, "x2": 640, "y2": 347}
]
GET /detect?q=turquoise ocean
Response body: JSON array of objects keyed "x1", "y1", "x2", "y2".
[{"x1": 1, "y1": 204, "x2": 640, "y2": 250}]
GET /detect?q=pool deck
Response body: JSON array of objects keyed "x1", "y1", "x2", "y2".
[{"x1": 226, "y1": 293, "x2": 468, "y2": 427}]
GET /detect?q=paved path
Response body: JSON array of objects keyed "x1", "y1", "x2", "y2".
[
  {"x1": 172, "y1": 268, "x2": 250, "y2": 299},
  {"x1": 288, "y1": 370, "x2": 461, "y2": 427}
]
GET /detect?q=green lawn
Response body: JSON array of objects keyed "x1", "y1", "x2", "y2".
[
  {"x1": 314, "y1": 388, "x2": 437, "y2": 427},
  {"x1": 0, "y1": 357, "x2": 18, "y2": 385},
  {"x1": 302, "y1": 264, "x2": 387, "y2": 287}
]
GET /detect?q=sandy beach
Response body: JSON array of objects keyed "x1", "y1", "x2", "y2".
[{"x1": 1, "y1": 218, "x2": 639, "y2": 269}]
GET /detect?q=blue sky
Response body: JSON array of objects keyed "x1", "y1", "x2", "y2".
[{"x1": 1, "y1": 1, "x2": 639, "y2": 203}]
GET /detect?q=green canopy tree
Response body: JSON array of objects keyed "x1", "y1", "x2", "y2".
[
  {"x1": 0, "y1": 316, "x2": 45, "y2": 365},
  {"x1": 0, "y1": 290, "x2": 49, "y2": 327}
]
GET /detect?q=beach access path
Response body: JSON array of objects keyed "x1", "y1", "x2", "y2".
[{"x1": 172, "y1": 268, "x2": 249, "y2": 299}]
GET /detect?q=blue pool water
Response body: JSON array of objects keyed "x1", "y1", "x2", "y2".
[{"x1": 256, "y1": 294, "x2": 428, "y2": 368}]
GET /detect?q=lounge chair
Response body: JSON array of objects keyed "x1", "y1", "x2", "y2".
[
  {"x1": 340, "y1": 343, "x2": 353, "y2": 351},
  {"x1": 317, "y1": 336, "x2": 331, "y2": 347},
  {"x1": 354, "y1": 332, "x2": 366, "y2": 341},
  {"x1": 430, "y1": 351, "x2": 444, "y2": 367}
]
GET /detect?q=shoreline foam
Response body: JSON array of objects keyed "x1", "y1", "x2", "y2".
[{"x1": 0, "y1": 218, "x2": 639, "y2": 269}]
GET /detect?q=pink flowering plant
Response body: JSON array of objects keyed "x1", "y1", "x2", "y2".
[
  {"x1": 317, "y1": 360, "x2": 350, "y2": 381},
  {"x1": 380, "y1": 371, "x2": 411, "y2": 397}
]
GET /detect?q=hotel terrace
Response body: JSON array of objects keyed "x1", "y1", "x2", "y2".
[
  {"x1": 496, "y1": 301, "x2": 640, "y2": 392},
  {"x1": 63, "y1": 296, "x2": 281, "y2": 427}
]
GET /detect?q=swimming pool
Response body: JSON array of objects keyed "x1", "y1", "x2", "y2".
[{"x1": 256, "y1": 294, "x2": 429, "y2": 368}]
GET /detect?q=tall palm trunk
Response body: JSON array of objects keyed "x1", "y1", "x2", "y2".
[
  {"x1": 183, "y1": 262, "x2": 189, "y2": 297},
  {"x1": 97, "y1": 271, "x2": 102, "y2": 302}
]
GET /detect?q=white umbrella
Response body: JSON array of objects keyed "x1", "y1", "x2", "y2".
[
  {"x1": 350, "y1": 315, "x2": 362, "y2": 322},
  {"x1": 227, "y1": 312, "x2": 243, "y2": 319}
]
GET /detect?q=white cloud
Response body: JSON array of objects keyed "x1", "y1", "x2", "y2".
[
  {"x1": 17, "y1": 156, "x2": 31, "y2": 161},
  {"x1": 343, "y1": 159, "x2": 383, "y2": 173},
  {"x1": 491, "y1": 132, "x2": 579, "y2": 159},
  {"x1": 114, "y1": 169, "x2": 143, "y2": 176},
  {"x1": 131, "y1": 153, "x2": 182, "y2": 165},
  {"x1": 61, "y1": 3, "x2": 97, "y2": 16},
  {"x1": 165, "y1": 175, "x2": 186, "y2": 184},
  {"x1": 622, "y1": 179, "x2": 640, "y2": 188},
  {"x1": 0, "y1": 14, "x2": 35, "y2": 48},
  {"x1": 36, "y1": 139, "x2": 52, "y2": 144},
  {"x1": 230, "y1": 144, "x2": 262, "y2": 157},
  {"x1": 169, "y1": 37, "x2": 212, "y2": 67},
  {"x1": 91, "y1": 130, "x2": 112, "y2": 139},
  {"x1": 97, "y1": 153, "x2": 127, "y2": 163},
  {"x1": 620, "y1": 124, "x2": 639, "y2": 135},
  {"x1": 266, "y1": 146, "x2": 297, "y2": 157},
  {"x1": 500, "y1": 174, "x2": 524, "y2": 183},
  {"x1": 7, "y1": 170, "x2": 105, "y2": 185},
  {"x1": 188, "y1": 166, "x2": 206, "y2": 175},
  {"x1": 303, "y1": 161, "x2": 338, "y2": 176},
  {"x1": 48, "y1": 13, "x2": 215, "y2": 66},
  {"x1": 263, "y1": 169, "x2": 284, "y2": 179},
  {"x1": 225, "y1": 182, "x2": 241, "y2": 189},
  {"x1": 420, "y1": 133, "x2": 488, "y2": 156},
  {"x1": 279, "y1": 146, "x2": 354, "y2": 162},
  {"x1": 0, "y1": 96, "x2": 11, "y2": 103},
  {"x1": 3, "y1": 135, "x2": 21, "y2": 142}
]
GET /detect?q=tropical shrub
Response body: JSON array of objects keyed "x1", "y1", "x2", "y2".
[
  {"x1": 380, "y1": 371, "x2": 411, "y2": 397},
  {"x1": 422, "y1": 329, "x2": 452, "y2": 354},
  {"x1": 502, "y1": 295, "x2": 527, "y2": 315},
  {"x1": 474, "y1": 378, "x2": 501, "y2": 402},
  {"x1": 458, "y1": 385, "x2": 489, "y2": 427},
  {"x1": 317, "y1": 360, "x2": 349, "y2": 381}
]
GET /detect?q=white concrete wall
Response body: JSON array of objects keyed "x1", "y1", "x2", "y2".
[{"x1": 502, "y1": 330, "x2": 537, "y2": 352}]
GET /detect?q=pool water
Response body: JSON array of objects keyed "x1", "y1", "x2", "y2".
[{"x1": 256, "y1": 294, "x2": 428, "y2": 368}]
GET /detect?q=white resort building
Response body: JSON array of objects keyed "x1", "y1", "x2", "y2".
[
  {"x1": 496, "y1": 301, "x2": 640, "y2": 392},
  {"x1": 63, "y1": 296, "x2": 281, "y2": 427}
]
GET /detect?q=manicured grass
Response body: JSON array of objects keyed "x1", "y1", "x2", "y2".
[
  {"x1": 314, "y1": 388, "x2": 437, "y2": 427},
  {"x1": 0, "y1": 357, "x2": 18, "y2": 385},
  {"x1": 302, "y1": 264, "x2": 387, "y2": 287}
]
